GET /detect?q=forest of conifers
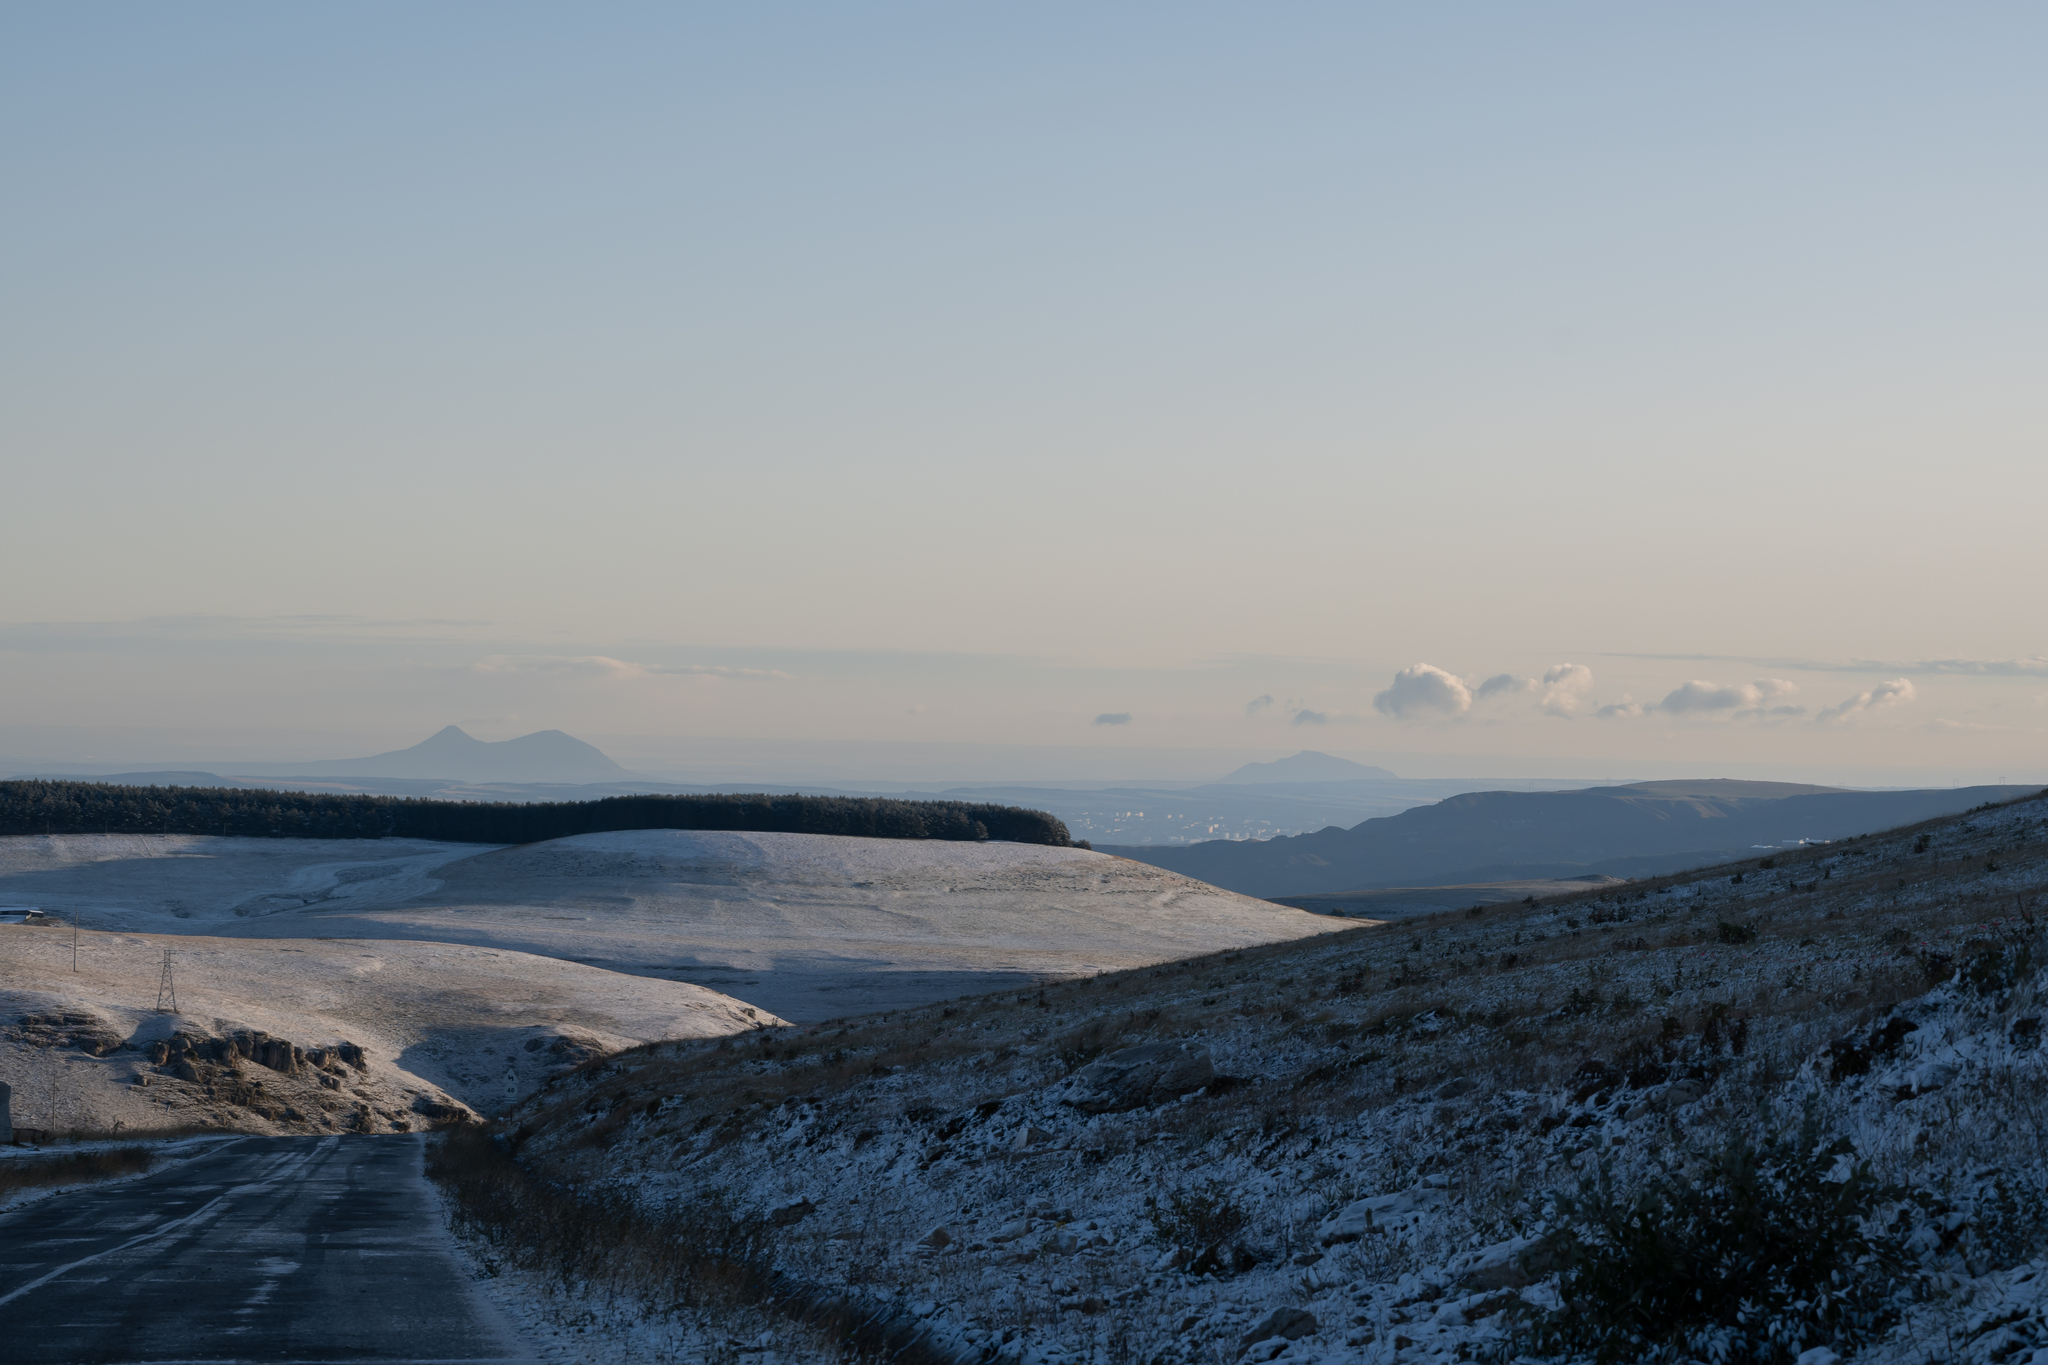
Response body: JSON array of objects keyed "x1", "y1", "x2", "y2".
[{"x1": 0, "y1": 780, "x2": 1077, "y2": 847}]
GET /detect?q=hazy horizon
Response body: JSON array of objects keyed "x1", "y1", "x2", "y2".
[
  {"x1": 7, "y1": 6, "x2": 2045, "y2": 784},
  {"x1": 6, "y1": 722, "x2": 2039, "y2": 793}
]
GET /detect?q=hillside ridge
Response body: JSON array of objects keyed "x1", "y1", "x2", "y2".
[{"x1": 469, "y1": 788, "x2": 2048, "y2": 1365}]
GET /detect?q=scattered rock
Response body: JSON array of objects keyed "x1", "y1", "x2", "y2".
[
  {"x1": 16, "y1": 1011, "x2": 125, "y2": 1057},
  {"x1": 1237, "y1": 1307, "x2": 1317, "y2": 1356},
  {"x1": 1062, "y1": 1042, "x2": 1216, "y2": 1113},
  {"x1": 1901, "y1": 1060, "x2": 1956, "y2": 1094},
  {"x1": 918, "y1": 1226, "x2": 952, "y2": 1248},
  {"x1": 1012, "y1": 1124, "x2": 1054, "y2": 1150},
  {"x1": 1436, "y1": 1076, "x2": 1479, "y2": 1099},
  {"x1": 769, "y1": 1198, "x2": 816, "y2": 1227},
  {"x1": 1663, "y1": 1078, "x2": 1706, "y2": 1108},
  {"x1": 1626, "y1": 1078, "x2": 1709, "y2": 1120}
]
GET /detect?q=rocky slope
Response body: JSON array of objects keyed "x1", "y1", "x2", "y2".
[
  {"x1": 492, "y1": 789, "x2": 2048, "y2": 1365},
  {"x1": 0, "y1": 932, "x2": 774, "y2": 1138}
]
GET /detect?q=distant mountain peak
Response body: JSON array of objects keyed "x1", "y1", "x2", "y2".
[
  {"x1": 1218, "y1": 751, "x2": 1400, "y2": 784},
  {"x1": 282, "y1": 726, "x2": 629, "y2": 783},
  {"x1": 417, "y1": 725, "x2": 485, "y2": 748}
]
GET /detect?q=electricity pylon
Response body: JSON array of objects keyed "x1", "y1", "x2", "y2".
[{"x1": 155, "y1": 948, "x2": 178, "y2": 1013}]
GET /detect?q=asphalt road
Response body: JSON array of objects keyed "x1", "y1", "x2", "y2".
[{"x1": 0, "y1": 1134, "x2": 533, "y2": 1364}]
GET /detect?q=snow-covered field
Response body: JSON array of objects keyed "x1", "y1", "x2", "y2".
[
  {"x1": 491, "y1": 791, "x2": 2048, "y2": 1365},
  {"x1": 0, "y1": 928, "x2": 773, "y2": 1136},
  {"x1": 0, "y1": 828, "x2": 1340, "y2": 1145},
  {"x1": 0, "y1": 830, "x2": 1343, "y2": 1021}
]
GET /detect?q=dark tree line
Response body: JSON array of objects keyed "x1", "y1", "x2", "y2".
[{"x1": 0, "y1": 781, "x2": 1075, "y2": 847}]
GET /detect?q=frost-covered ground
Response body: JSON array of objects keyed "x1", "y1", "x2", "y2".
[
  {"x1": 497, "y1": 791, "x2": 2048, "y2": 1365},
  {"x1": 0, "y1": 831, "x2": 1342, "y2": 1021}
]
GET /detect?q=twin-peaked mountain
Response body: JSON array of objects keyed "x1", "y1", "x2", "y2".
[{"x1": 285, "y1": 726, "x2": 629, "y2": 784}]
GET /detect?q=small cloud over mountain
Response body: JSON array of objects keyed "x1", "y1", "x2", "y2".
[
  {"x1": 1245, "y1": 694, "x2": 1275, "y2": 715},
  {"x1": 1292, "y1": 709, "x2": 1328, "y2": 726},
  {"x1": 1093, "y1": 712, "x2": 1132, "y2": 726}
]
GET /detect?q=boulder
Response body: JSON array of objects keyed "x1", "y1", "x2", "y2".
[
  {"x1": 918, "y1": 1226, "x2": 952, "y2": 1248},
  {"x1": 1062, "y1": 1042, "x2": 1215, "y2": 1113},
  {"x1": 1012, "y1": 1124, "x2": 1054, "y2": 1150},
  {"x1": 409, "y1": 1094, "x2": 471, "y2": 1127},
  {"x1": 1237, "y1": 1307, "x2": 1317, "y2": 1356},
  {"x1": 232, "y1": 1032, "x2": 301, "y2": 1074},
  {"x1": 1317, "y1": 1187, "x2": 1449, "y2": 1245},
  {"x1": 1450, "y1": 1235, "x2": 1544, "y2": 1290}
]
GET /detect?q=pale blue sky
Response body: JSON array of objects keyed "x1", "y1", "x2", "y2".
[{"x1": 5, "y1": 5, "x2": 2046, "y2": 777}]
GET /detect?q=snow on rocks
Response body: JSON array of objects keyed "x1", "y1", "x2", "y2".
[
  {"x1": 1059, "y1": 1041, "x2": 1216, "y2": 1113},
  {"x1": 1316, "y1": 1187, "x2": 1450, "y2": 1245}
]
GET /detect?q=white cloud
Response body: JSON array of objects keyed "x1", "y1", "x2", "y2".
[
  {"x1": 1537, "y1": 663, "x2": 1594, "y2": 717},
  {"x1": 1658, "y1": 678, "x2": 1799, "y2": 714},
  {"x1": 1375, "y1": 662, "x2": 1595, "y2": 721},
  {"x1": 1246, "y1": 694, "x2": 1275, "y2": 716},
  {"x1": 1817, "y1": 678, "x2": 1915, "y2": 723},
  {"x1": 1373, "y1": 664, "x2": 1473, "y2": 721},
  {"x1": 1610, "y1": 652, "x2": 2048, "y2": 678},
  {"x1": 1292, "y1": 709, "x2": 1328, "y2": 726},
  {"x1": 1596, "y1": 696, "x2": 1645, "y2": 719},
  {"x1": 1473, "y1": 673, "x2": 1533, "y2": 702}
]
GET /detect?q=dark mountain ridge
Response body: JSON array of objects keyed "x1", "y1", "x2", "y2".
[{"x1": 1106, "y1": 779, "x2": 2041, "y2": 897}]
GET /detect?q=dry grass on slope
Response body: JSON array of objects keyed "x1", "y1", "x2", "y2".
[{"x1": 517, "y1": 789, "x2": 2048, "y2": 1159}]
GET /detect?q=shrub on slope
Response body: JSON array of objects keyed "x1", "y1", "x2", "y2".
[
  {"x1": 0, "y1": 781, "x2": 1074, "y2": 847},
  {"x1": 1532, "y1": 1115, "x2": 1906, "y2": 1364}
]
